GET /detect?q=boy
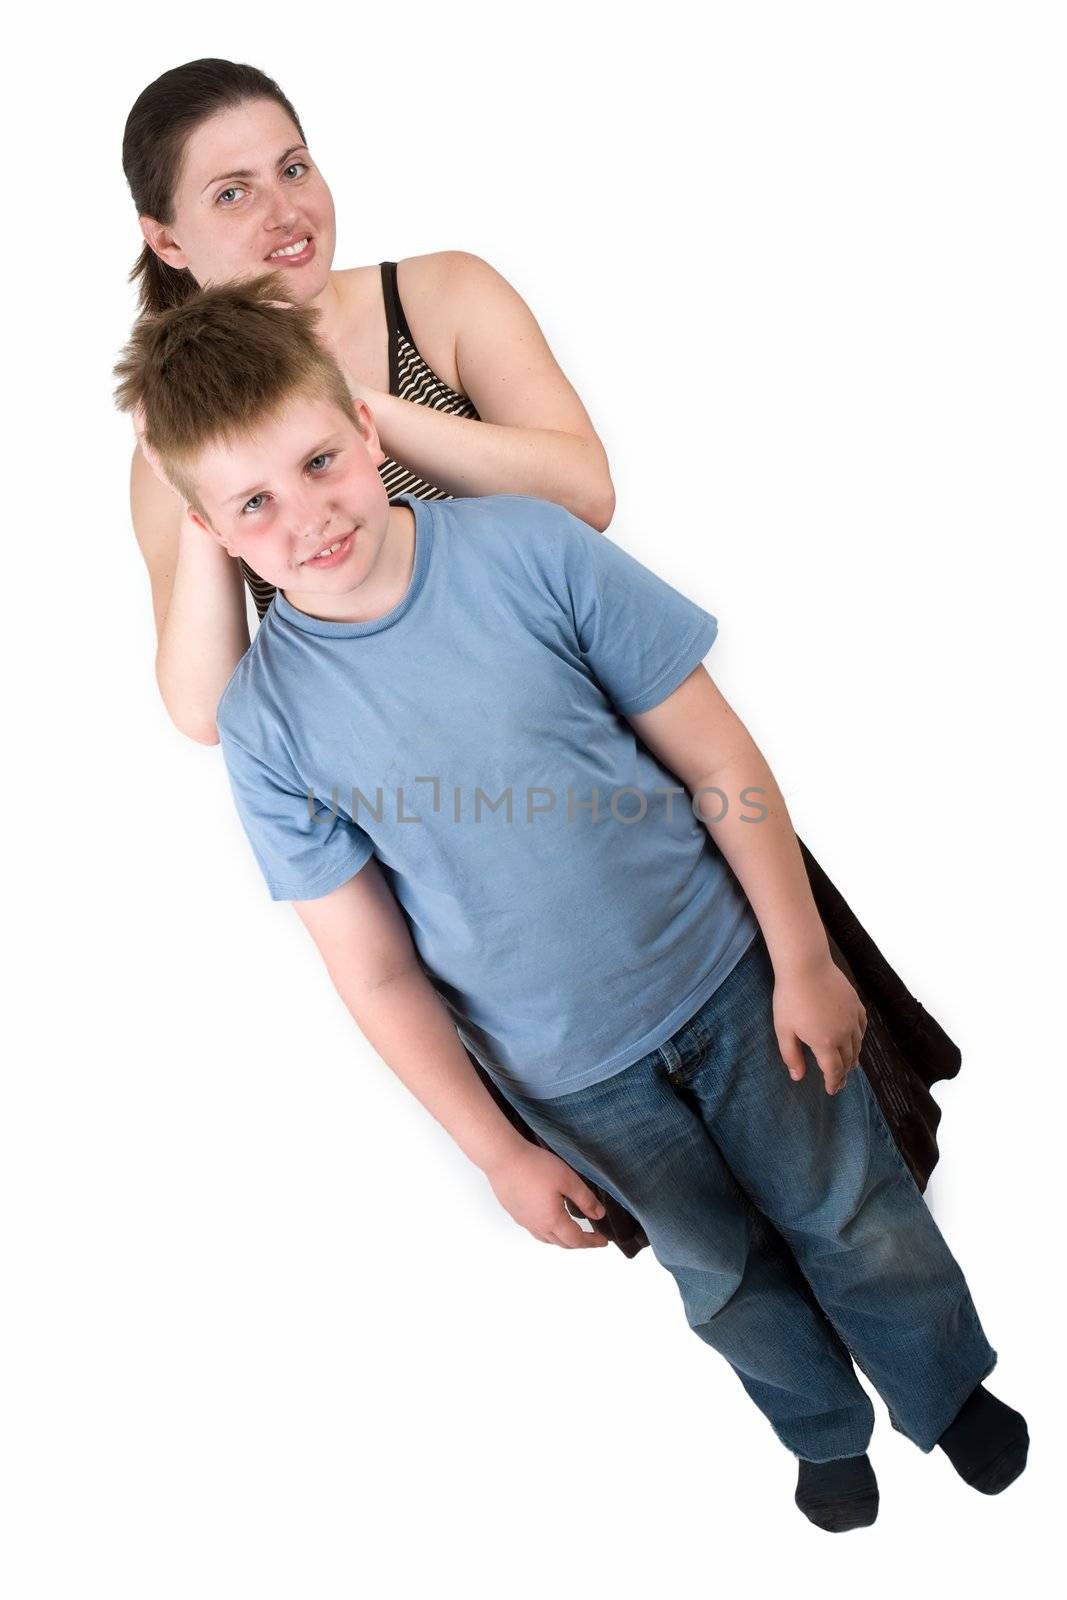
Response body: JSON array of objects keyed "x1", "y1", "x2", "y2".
[{"x1": 114, "y1": 276, "x2": 1029, "y2": 1532}]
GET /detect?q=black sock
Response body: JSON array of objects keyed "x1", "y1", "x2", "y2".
[
  {"x1": 795, "y1": 1452, "x2": 879, "y2": 1532},
  {"x1": 936, "y1": 1382, "x2": 1029, "y2": 1494}
]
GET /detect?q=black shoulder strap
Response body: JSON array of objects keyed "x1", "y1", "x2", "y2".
[{"x1": 379, "y1": 260, "x2": 418, "y2": 397}]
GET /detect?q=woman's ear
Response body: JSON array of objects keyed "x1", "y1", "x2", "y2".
[{"x1": 138, "y1": 214, "x2": 190, "y2": 272}]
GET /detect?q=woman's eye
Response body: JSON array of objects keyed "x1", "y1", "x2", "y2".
[
  {"x1": 241, "y1": 493, "x2": 268, "y2": 514},
  {"x1": 283, "y1": 162, "x2": 308, "y2": 180},
  {"x1": 307, "y1": 453, "x2": 332, "y2": 472},
  {"x1": 216, "y1": 185, "x2": 246, "y2": 206}
]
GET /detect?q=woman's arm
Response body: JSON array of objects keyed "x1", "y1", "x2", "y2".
[
  {"x1": 130, "y1": 444, "x2": 251, "y2": 745},
  {"x1": 353, "y1": 252, "x2": 616, "y2": 531}
]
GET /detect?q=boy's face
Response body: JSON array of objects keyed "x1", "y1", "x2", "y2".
[{"x1": 187, "y1": 394, "x2": 393, "y2": 598}]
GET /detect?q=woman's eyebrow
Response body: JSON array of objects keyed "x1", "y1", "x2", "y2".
[{"x1": 200, "y1": 145, "x2": 309, "y2": 196}]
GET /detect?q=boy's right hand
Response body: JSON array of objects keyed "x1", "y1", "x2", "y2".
[{"x1": 486, "y1": 1146, "x2": 612, "y2": 1249}]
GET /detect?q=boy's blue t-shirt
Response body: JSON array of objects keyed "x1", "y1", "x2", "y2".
[{"x1": 216, "y1": 493, "x2": 759, "y2": 1099}]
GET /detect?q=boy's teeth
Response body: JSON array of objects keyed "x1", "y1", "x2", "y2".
[
  {"x1": 270, "y1": 237, "x2": 309, "y2": 257},
  {"x1": 309, "y1": 539, "x2": 345, "y2": 561}
]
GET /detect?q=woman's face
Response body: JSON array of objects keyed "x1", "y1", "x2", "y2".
[{"x1": 142, "y1": 98, "x2": 337, "y2": 303}]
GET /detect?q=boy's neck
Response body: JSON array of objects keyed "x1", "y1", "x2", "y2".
[{"x1": 280, "y1": 503, "x2": 416, "y2": 625}]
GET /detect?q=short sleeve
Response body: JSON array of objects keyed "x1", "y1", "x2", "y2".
[
  {"x1": 561, "y1": 513, "x2": 719, "y2": 715},
  {"x1": 218, "y1": 729, "x2": 375, "y2": 902}
]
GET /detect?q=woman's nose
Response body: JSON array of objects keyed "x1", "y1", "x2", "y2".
[{"x1": 264, "y1": 194, "x2": 300, "y2": 236}]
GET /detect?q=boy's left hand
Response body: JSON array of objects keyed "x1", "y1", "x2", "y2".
[{"x1": 772, "y1": 955, "x2": 868, "y2": 1096}]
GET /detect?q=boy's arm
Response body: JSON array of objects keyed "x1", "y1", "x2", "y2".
[
  {"x1": 291, "y1": 859, "x2": 610, "y2": 1247},
  {"x1": 215, "y1": 722, "x2": 607, "y2": 1244},
  {"x1": 628, "y1": 664, "x2": 829, "y2": 978},
  {"x1": 627, "y1": 665, "x2": 867, "y2": 1092},
  {"x1": 293, "y1": 857, "x2": 525, "y2": 1175}
]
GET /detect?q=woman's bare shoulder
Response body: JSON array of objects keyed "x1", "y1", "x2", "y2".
[
  {"x1": 332, "y1": 251, "x2": 494, "y2": 312},
  {"x1": 395, "y1": 249, "x2": 499, "y2": 298},
  {"x1": 401, "y1": 249, "x2": 491, "y2": 273},
  {"x1": 330, "y1": 261, "x2": 383, "y2": 297},
  {"x1": 392, "y1": 252, "x2": 504, "y2": 385}
]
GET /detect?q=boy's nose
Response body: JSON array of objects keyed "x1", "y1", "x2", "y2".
[{"x1": 293, "y1": 517, "x2": 336, "y2": 564}]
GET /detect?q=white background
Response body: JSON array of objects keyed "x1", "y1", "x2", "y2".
[{"x1": 3, "y1": 2, "x2": 1062, "y2": 1594}]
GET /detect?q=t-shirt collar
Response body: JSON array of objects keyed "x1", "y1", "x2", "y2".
[{"x1": 271, "y1": 492, "x2": 431, "y2": 637}]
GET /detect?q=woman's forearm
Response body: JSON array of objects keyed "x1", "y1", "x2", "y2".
[
  {"x1": 156, "y1": 512, "x2": 250, "y2": 745},
  {"x1": 367, "y1": 389, "x2": 616, "y2": 531}
]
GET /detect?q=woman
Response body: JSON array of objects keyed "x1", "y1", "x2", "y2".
[
  {"x1": 123, "y1": 58, "x2": 615, "y2": 745},
  {"x1": 121, "y1": 57, "x2": 963, "y2": 1254}
]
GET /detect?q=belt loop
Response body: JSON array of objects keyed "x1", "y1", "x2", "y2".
[{"x1": 657, "y1": 1036, "x2": 683, "y2": 1076}]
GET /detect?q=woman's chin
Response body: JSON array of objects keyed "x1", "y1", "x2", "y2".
[{"x1": 256, "y1": 251, "x2": 334, "y2": 303}]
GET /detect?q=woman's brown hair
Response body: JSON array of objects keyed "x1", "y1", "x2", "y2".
[{"x1": 122, "y1": 58, "x2": 307, "y2": 316}]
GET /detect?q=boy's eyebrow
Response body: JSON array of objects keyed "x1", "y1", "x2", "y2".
[
  {"x1": 200, "y1": 145, "x2": 309, "y2": 196},
  {"x1": 226, "y1": 481, "x2": 268, "y2": 507},
  {"x1": 224, "y1": 437, "x2": 344, "y2": 506}
]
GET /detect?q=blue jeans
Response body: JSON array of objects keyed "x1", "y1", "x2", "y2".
[{"x1": 492, "y1": 930, "x2": 998, "y2": 1462}]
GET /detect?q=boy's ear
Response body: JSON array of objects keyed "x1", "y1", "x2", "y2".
[
  {"x1": 138, "y1": 214, "x2": 191, "y2": 272},
  {"x1": 350, "y1": 397, "x2": 386, "y2": 469}
]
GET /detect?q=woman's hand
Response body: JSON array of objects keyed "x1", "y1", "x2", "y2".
[
  {"x1": 333, "y1": 359, "x2": 390, "y2": 424},
  {"x1": 337, "y1": 364, "x2": 381, "y2": 411},
  {"x1": 302, "y1": 317, "x2": 377, "y2": 410},
  {"x1": 486, "y1": 1145, "x2": 611, "y2": 1248},
  {"x1": 773, "y1": 955, "x2": 868, "y2": 1096},
  {"x1": 132, "y1": 402, "x2": 177, "y2": 494},
  {"x1": 312, "y1": 337, "x2": 390, "y2": 444}
]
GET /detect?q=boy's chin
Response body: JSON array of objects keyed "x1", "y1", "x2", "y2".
[{"x1": 283, "y1": 564, "x2": 361, "y2": 596}]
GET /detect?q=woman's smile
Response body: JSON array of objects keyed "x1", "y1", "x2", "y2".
[{"x1": 265, "y1": 233, "x2": 316, "y2": 268}]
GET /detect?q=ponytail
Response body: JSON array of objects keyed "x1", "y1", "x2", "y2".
[
  {"x1": 122, "y1": 59, "x2": 306, "y2": 315},
  {"x1": 128, "y1": 242, "x2": 198, "y2": 316}
]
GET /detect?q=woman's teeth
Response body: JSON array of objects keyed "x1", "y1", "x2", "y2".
[{"x1": 270, "y1": 237, "x2": 309, "y2": 258}]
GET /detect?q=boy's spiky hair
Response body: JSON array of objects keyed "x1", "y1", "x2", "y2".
[{"x1": 113, "y1": 271, "x2": 358, "y2": 510}]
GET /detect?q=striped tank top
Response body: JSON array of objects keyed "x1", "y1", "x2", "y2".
[{"x1": 239, "y1": 260, "x2": 482, "y2": 622}]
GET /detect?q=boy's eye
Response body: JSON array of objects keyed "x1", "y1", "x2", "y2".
[
  {"x1": 241, "y1": 492, "x2": 268, "y2": 514},
  {"x1": 307, "y1": 453, "x2": 333, "y2": 472}
]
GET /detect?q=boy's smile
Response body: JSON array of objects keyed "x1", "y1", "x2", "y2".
[
  {"x1": 187, "y1": 392, "x2": 415, "y2": 624},
  {"x1": 301, "y1": 530, "x2": 357, "y2": 569}
]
